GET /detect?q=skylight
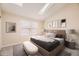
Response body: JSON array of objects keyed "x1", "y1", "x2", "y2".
[
  {"x1": 14, "y1": 3, "x2": 23, "y2": 7},
  {"x1": 38, "y1": 3, "x2": 50, "y2": 15}
]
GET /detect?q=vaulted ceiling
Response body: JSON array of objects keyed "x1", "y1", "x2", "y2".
[{"x1": 1, "y1": 3, "x2": 67, "y2": 21}]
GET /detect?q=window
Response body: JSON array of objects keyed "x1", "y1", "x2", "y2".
[
  {"x1": 47, "y1": 19, "x2": 66, "y2": 29},
  {"x1": 53, "y1": 20, "x2": 61, "y2": 28},
  {"x1": 61, "y1": 19, "x2": 66, "y2": 28},
  {"x1": 20, "y1": 20, "x2": 39, "y2": 36}
]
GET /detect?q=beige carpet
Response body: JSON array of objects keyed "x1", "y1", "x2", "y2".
[{"x1": 0, "y1": 44, "x2": 79, "y2": 56}]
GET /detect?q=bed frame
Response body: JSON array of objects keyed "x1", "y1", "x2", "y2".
[
  {"x1": 31, "y1": 30, "x2": 66, "y2": 56},
  {"x1": 31, "y1": 41, "x2": 65, "y2": 56}
]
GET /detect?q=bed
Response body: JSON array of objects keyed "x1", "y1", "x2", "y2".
[{"x1": 30, "y1": 30, "x2": 66, "y2": 56}]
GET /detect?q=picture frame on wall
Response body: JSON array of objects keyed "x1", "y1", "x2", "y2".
[{"x1": 6, "y1": 22, "x2": 16, "y2": 33}]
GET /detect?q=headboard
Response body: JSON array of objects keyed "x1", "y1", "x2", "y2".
[{"x1": 44, "y1": 29, "x2": 66, "y2": 39}]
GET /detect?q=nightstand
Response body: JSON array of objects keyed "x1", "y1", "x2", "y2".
[
  {"x1": 65, "y1": 40, "x2": 76, "y2": 49},
  {"x1": 65, "y1": 29, "x2": 78, "y2": 49}
]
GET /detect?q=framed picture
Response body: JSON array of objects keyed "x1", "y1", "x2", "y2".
[{"x1": 6, "y1": 22, "x2": 16, "y2": 33}]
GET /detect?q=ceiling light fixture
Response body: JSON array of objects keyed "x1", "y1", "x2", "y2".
[{"x1": 38, "y1": 3, "x2": 50, "y2": 15}]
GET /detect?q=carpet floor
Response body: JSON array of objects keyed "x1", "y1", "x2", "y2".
[{"x1": 0, "y1": 44, "x2": 79, "y2": 56}]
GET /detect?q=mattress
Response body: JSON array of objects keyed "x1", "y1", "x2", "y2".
[
  {"x1": 31, "y1": 35, "x2": 64, "y2": 43},
  {"x1": 31, "y1": 35, "x2": 55, "y2": 42},
  {"x1": 30, "y1": 36, "x2": 61, "y2": 52},
  {"x1": 31, "y1": 38, "x2": 60, "y2": 52}
]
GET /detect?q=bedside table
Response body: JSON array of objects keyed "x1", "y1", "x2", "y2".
[{"x1": 65, "y1": 40, "x2": 76, "y2": 49}]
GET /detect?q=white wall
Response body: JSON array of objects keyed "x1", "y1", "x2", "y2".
[
  {"x1": 44, "y1": 4, "x2": 79, "y2": 46},
  {"x1": 51, "y1": 4, "x2": 79, "y2": 30},
  {"x1": 0, "y1": 6, "x2": 1, "y2": 49},
  {"x1": 1, "y1": 11, "x2": 43, "y2": 47}
]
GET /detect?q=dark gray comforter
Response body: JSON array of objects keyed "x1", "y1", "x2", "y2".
[{"x1": 31, "y1": 38, "x2": 60, "y2": 52}]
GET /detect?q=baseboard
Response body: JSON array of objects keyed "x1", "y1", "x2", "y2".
[{"x1": 2, "y1": 42, "x2": 22, "y2": 48}]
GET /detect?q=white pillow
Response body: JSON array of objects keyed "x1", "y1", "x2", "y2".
[{"x1": 45, "y1": 32, "x2": 55, "y2": 38}]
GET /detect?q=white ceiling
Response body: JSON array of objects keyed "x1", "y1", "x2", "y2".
[{"x1": 1, "y1": 3, "x2": 67, "y2": 21}]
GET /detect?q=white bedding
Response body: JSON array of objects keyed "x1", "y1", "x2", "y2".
[
  {"x1": 31, "y1": 35, "x2": 55, "y2": 42},
  {"x1": 31, "y1": 35, "x2": 64, "y2": 44},
  {"x1": 54, "y1": 38, "x2": 64, "y2": 44}
]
